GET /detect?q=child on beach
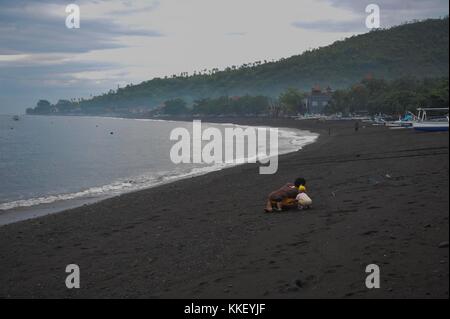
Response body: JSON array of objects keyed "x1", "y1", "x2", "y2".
[
  {"x1": 265, "y1": 177, "x2": 307, "y2": 213},
  {"x1": 296, "y1": 185, "x2": 312, "y2": 210}
]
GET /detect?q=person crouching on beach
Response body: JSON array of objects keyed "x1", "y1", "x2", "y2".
[
  {"x1": 296, "y1": 185, "x2": 312, "y2": 210},
  {"x1": 265, "y1": 177, "x2": 306, "y2": 213}
]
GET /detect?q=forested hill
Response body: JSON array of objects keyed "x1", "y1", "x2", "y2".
[{"x1": 29, "y1": 17, "x2": 449, "y2": 114}]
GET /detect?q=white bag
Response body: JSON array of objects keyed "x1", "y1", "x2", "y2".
[{"x1": 296, "y1": 193, "x2": 312, "y2": 206}]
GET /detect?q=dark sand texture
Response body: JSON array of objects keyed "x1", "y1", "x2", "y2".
[{"x1": 0, "y1": 119, "x2": 448, "y2": 298}]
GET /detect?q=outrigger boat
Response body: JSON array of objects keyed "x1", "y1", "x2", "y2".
[
  {"x1": 413, "y1": 107, "x2": 449, "y2": 132},
  {"x1": 386, "y1": 111, "x2": 417, "y2": 129},
  {"x1": 371, "y1": 114, "x2": 388, "y2": 126}
]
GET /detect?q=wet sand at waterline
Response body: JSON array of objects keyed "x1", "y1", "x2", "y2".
[{"x1": 0, "y1": 119, "x2": 448, "y2": 298}]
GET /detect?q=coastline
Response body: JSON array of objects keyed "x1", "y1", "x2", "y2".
[
  {"x1": 0, "y1": 118, "x2": 448, "y2": 298},
  {"x1": 0, "y1": 116, "x2": 318, "y2": 225}
]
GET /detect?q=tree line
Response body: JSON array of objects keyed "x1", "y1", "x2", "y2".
[
  {"x1": 152, "y1": 77, "x2": 449, "y2": 117},
  {"x1": 327, "y1": 77, "x2": 449, "y2": 115},
  {"x1": 29, "y1": 76, "x2": 448, "y2": 117}
]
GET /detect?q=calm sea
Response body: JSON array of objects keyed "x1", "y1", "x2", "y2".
[{"x1": 0, "y1": 115, "x2": 317, "y2": 224}]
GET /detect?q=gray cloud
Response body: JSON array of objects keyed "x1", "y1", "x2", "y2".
[
  {"x1": 0, "y1": 0, "x2": 162, "y2": 54},
  {"x1": 0, "y1": 60, "x2": 123, "y2": 112},
  {"x1": 331, "y1": 0, "x2": 449, "y2": 23},
  {"x1": 109, "y1": 0, "x2": 160, "y2": 15},
  {"x1": 293, "y1": 0, "x2": 449, "y2": 32},
  {"x1": 0, "y1": 0, "x2": 161, "y2": 113},
  {"x1": 0, "y1": 60, "x2": 117, "y2": 83},
  {"x1": 328, "y1": 0, "x2": 448, "y2": 12},
  {"x1": 226, "y1": 32, "x2": 247, "y2": 36},
  {"x1": 292, "y1": 18, "x2": 366, "y2": 33}
]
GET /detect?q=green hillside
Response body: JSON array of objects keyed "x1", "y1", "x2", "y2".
[{"x1": 28, "y1": 17, "x2": 449, "y2": 114}]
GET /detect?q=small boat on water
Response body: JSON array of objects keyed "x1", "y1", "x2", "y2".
[
  {"x1": 412, "y1": 108, "x2": 449, "y2": 132},
  {"x1": 12, "y1": 115, "x2": 20, "y2": 121}
]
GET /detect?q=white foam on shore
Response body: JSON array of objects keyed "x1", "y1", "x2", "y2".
[{"x1": 0, "y1": 122, "x2": 318, "y2": 212}]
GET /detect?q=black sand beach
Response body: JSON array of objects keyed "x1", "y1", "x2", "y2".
[{"x1": 0, "y1": 119, "x2": 448, "y2": 299}]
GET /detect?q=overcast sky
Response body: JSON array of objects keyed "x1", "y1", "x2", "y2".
[{"x1": 0, "y1": 0, "x2": 448, "y2": 113}]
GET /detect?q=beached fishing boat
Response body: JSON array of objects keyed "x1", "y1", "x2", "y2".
[
  {"x1": 413, "y1": 122, "x2": 449, "y2": 132},
  {"x1": 386, "y1": 112, "x2": 417, "y2": 129},
  {"x1": 371, "y1": 114, "x2": 386, "y2": 126},
  {"x1": 412, "y1": 108, "x2": 449, "y2": 132},
  {"x1": 386, "y1": 121, "x2": 413, "y2": 128}
]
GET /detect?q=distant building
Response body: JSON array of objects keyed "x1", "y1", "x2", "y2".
[{"x1": 305, "y1": 85, "x2": 333, "y2": 114}]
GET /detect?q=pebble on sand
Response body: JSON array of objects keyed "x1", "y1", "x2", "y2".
[
  {"x1": 438, "y1": 241, "x2": 449, "y2": 248},
  {"x1": 294, "y1": 279, "x2": 304, "y2": 288}
]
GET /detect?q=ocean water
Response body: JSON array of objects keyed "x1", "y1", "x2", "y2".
[{"x1": 0, "y1": 115, "x2": 317, "y2": 222}]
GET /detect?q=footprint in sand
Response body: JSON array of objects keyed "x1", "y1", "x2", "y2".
[{"x1": 361, "y1": 230, "x2": 378, "y2": 236}]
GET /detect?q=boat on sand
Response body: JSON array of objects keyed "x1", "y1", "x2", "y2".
[{"x1": 412, "y1": 108, "x2": 449, "y2": 132}]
